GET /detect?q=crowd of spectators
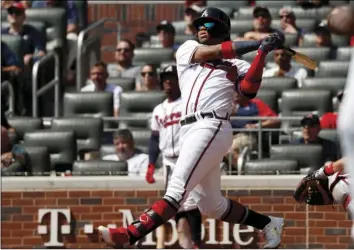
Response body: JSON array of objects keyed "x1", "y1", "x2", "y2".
[{"x1": 1, "y1": 0, "x2": 352, "y2": 176}]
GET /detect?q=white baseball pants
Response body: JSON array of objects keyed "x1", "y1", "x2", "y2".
[
  {"x1": 337, "y1": 49, "x2": 354, "y2": 219},
  {"x1": 164, "y1": 118, "x2": 232, "y2": 219}
]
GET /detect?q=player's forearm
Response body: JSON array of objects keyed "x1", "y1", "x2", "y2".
[
  {"x1": 238, "y1": 49, "x2": 267, "y2": 98},
  {"x1": 149, "y1": 132, "x2": 160, "y2": 165},
  {"x1": 192, "y1": 40, "x2": 261, "y2": 63}
]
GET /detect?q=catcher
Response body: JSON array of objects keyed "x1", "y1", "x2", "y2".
[{"x1": 294, "y1": 158, "x2": 353, "y2": 214}]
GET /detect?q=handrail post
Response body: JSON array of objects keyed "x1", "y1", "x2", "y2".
[
  {"x1": 1, "y1": 81, "x2": 15, "y2": 115},
  {"x1": 54, "y1": 52, "x2": 60, "y2": 117},
  {"x1": 258, "y1": 120, "x2": 263, "y2": 159},
  {"x1": 32, "y1": 59, "x2": 40, "y2": 118},
  {"x1": 76, "y1": 18, "x2": 120, "y2": 91}
]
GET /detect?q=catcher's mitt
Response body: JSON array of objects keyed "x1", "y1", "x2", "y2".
[{"x1": 293, "y1": 172, "x2": 334, "y2": 206}]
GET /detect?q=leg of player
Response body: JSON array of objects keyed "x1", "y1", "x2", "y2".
[
  {"x1": 337, "y1": 50, "x2": 354, "y2": 239},
  {"x1": 188, "y1": 163, "x2": 284, "y2": 249}
]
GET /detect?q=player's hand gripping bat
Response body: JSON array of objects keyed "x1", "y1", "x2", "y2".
[{"x1": 282, "y1": 46, "x2": 318, "y2": 70}]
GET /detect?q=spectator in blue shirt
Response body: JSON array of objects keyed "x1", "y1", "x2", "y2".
[
  {"x1": 1, "y1": 3, "x2": 46, "y2": 67},
  {"x1": 31, "y1": 0, "x2": 79, "y2": 35}
]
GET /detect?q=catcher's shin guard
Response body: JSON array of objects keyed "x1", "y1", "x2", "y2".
[{"x1": 127, "y1": 198, "x2": 178, "y2": 245}]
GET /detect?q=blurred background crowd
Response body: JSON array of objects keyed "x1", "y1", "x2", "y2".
[{"x1": 1, "y1": 0, "x2": 353, "y2": 177}]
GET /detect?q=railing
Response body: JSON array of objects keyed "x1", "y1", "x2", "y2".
[
  {"x1": 76, "y1": 18, "x2": 121, "y2": 91},
  {"x1": 32, "y1": 51, "x2": 60, "y2": 118},
  {"x1": 1, "y1": 80, "x2": 15, "y2": 115}
]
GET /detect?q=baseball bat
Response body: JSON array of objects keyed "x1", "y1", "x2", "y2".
[
  {"x1": 156, "y1": 165, "x2": 171, "y2": 249},
  {"x1": 282, "y1": 46, "x2": 318, "y2": 70}
]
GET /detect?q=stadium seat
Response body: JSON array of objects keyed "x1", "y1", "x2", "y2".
[
  {"x1": 244, "y1": 159, "x2": 299, "y2": 175},
  {"x1": 272, "y1": 19, "x2": 317, "y2": 32},
  {"x1": 233, "y1": 7, "x2": 279, "y2": 20},
  {"x1": 1, "y1": 161, "x2": 26, "y2": 176},
  {"x1": 319, "y1": 129, "x2": 339, "y2": 144},
  {"x1": 108, "y1": 77, "x2": 136, "y2": 91},
  {"x1": 281, "y1": 89, "x2": 332, "y2": 116},
  {"x1": 270, "y1": 144, "x2": 324, "y2": 172},
  {"x1": 289, "y1": 47, "x2": 332, "y2": 62},
  {"x1": 242, "y1": 50, "x2": 275, "y2": 63},
  {"x1": 302, "y1": 34, "x2": 350, "y2": 47},
  {"x1": 25, "y1": 8, "x2": 67, "y2": 50},
  {"x1": 284, "y1": 33, "x2": 299, "y2": 47},
  {"x1": 119, "y1": 91, "x2": 166, "y2": 128},
  {"x1": 133, "y1": 48, "x2": 174, "y2": 65},
  {"x1": 302, "y1": 77, "x2": 347, "y2": 96},
  {"x1": 23, "y1": 131, "x2": 77, "y2": 172},
  {"x1": 72, "y1": 160, "x2": 128, "y2": 176},
  {"x1": 22, "y1": 146, "x2": 51, "y2": 176},
  {"x1": 171, "y1": 21, "x2": 186, "y2": 35},
  {"x1": 255, "y1": 0, "x2": 297, "y2": 7},
  {"x1": 174, "y1": 34, "x2": 196, "y2": 44},
  {"x1": 131, "y1": 129, "x2": 151, "y2": 152},
  {"x1": 329, "y1": 0, "x2": 351, "y2": 6},
  {"x1": 7, "y1": 117, "x2": 43, "y2": 142},
  {"x1": 1, "y1": 35, "x2": 25, "y2": 67},
  {"x1": 336, "y1": 47, "x2": 354, "y2": 61},
  {"x1": 100, "y1": 145, "x2": 116, "y2": 157},
  {"x1": 63, "y1": 92, "x2": 113, "y2": 118},
  {"x1": 51, "y1": 117, "x2": 103, "y2": 157},
  {"x1": 230, "y1": 20, "x2": 254, "y2": 35},
  {"x1": 1, "y1": 9, "x2": 6, "y2": 21},
  {"x1": 208, "y1": 0, "x2": 249, "y2": 9},
  {"x1": 290, "y1": 6, "x2": 331, "y2": 20},
  {"x1": 316, "y1": 61, "x2": 350, "y2": 77},
  {"x1": 260, "y1": 77, "x2": 298, "y2": 97},
  {"x1": 255, "y1": 90, "x2": 278, "y2": 113}
]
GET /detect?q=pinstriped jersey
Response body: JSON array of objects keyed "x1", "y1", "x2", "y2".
[
  {"x1": 175, "y1": 40, "x2": 250, "y2": 118},
  {"x1": 151, "y1": 98, "x2": 182, "y2": 158}
]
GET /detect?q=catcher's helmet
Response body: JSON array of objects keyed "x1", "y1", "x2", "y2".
[
  {"x1": 192, "y1": 7, "x2": 231, "y2": 41},
  {"x1": 159, "y1": 65, "x2": 178, "y2": 89}
]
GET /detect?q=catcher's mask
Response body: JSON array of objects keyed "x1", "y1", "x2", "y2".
[{"x1": 193, "y1": 7, "x2": 231, "y2": 41}]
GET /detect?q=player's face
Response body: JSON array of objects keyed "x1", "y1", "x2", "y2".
[
  {"x1": 197, "y1": 22, "x2": 223, "y2": 45},
  {"x1": 115, "y1": 41, "x2": 134, "y2": 63},
  {"x1": 162, "y1": 74, "x2": 179, "y2": 95},
  {"x1": 114, "y1": 136, "x2": 134, "y2": 161},
  {"x1": 90, "y1": 66, "x2": 108, "y2": 88}
]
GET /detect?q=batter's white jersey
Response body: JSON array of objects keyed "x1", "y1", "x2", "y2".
[
  {"x1": 176, "y1": 40, "x2": 251, "y2": 118},
  {"x1": 151, "y1": 98, "x2": 182, "y2": 160}
]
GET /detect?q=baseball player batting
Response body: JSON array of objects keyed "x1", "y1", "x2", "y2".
[
  {"x1": 98, "y1": 7, "x2": 285, "y2": 248},
  {"x1": 146, "y1": 65, "x2": 203, "y2": 249}
]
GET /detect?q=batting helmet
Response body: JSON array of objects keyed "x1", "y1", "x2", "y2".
[
  {"x1": 159, "y1": 65, "x2": 178, "y2": 89},
  {"x1": 192, "y1": 7, "x2": 231, "y2": 41}
]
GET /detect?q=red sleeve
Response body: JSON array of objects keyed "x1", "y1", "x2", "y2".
[{"x1": 252, "y1": 99, "x2": 277, "y2": 117}]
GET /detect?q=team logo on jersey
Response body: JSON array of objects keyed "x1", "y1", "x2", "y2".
[{"x1": 156, "y1": 112, "x2": 181, "y2": 128}]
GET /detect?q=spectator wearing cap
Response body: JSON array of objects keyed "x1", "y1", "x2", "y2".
[
  {"x1": 1, "y1": 1, "x2": 30, "y2": 8},
  {"x1": 314, "y1": 25, "x2": 337, "y2": 59},
  {"x1": 1, "y1": 2, "x2": 46, "y2": 68},
  {"x1": 243, "y1": 6, "x2": 282, "y2": 41},
  {"x1": 320, "y1": 90, "x2": 344, "y2": 129},
  {"x1": 153, "y1": 20, "x2": 179, "y2": 51},
  {"x1": 32, "y1": 0, "x2": 79, "y2": 36},
  {"x1": 81, "y1": 62, "x2": 123, "y2": 117},
  {"x1": 263, "y1": 48, "x2": 308, "y2": 87},
  {"x1": 294, "y1": 114, "x2": 339, "y2": 163},
  {"x1": 107, "y1": 39, "x2": 141, "y2": 82},
  {"x1": 136, "y1": 64, "x2": 160, "y2": 92},
  {"x1": 278, "y1": 7, "x2": 304, "y2": 45},
  {"x1": 184, "y1": 4, "x2": 203, "y2": 35},
  {"x1": 102, "y1": 129, "x2": 149, "y2": 177}
]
